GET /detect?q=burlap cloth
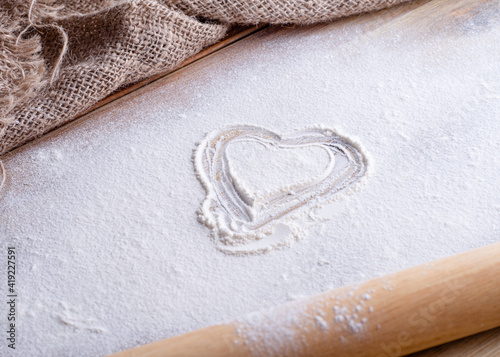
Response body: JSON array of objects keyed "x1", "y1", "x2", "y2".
[{"x1": 0, "y1": 0, "x2": 410, "y2": 156}]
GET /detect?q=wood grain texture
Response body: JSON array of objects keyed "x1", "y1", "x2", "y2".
[
  {"x1": 408, "y1": 327, "x2": 500, "y2": 357},
  {"x1": 109, "y1": 242, "x2": 500, "y2": 357}
]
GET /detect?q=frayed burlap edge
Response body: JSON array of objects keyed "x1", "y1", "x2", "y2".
[
  {"x1": 0, "y1": 0, "x2": 67, "y2": 136},
  {"x1": 0, "y1": 0, "x2": 228, "y2": 155}
]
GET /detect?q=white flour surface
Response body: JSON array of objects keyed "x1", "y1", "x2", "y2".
[{"x1": 1, "y1": 3, "x2": 499, "y2": 356}]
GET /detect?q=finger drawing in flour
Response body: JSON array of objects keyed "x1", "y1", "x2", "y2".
[{"x1": 194, "y1": 125, "x2": 369, "y2": 254}]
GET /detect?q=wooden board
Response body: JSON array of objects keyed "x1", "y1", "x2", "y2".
[
  {"x1": 108, "y1": 242, "x2": 500, "y2": 356},
  {"x1": 2, "y1": 0, "x2": 499, "y2": 355},
  {"x1": 84, "y1": 25, "x2": 267, "y2": 113},
  {"x1": 409, "y1": 327, "x2": 500, "y2": 356}
]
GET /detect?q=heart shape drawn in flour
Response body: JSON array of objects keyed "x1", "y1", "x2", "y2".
[{"x1": 194, "y1": 125, "x2": 368, "y2": 254}]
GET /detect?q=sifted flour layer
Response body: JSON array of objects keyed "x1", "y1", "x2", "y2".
[{"x1": 1, "y1": 3, "x2": 500, "y2": 356}]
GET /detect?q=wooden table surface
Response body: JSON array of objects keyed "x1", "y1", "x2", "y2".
[{"x1": 3, "y1": 0, "x2": 499, "y2": 355}]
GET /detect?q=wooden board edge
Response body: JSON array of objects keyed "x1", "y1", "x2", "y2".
[{"x1": 86, "y1": 25, "x2": 268, "y2": 113}]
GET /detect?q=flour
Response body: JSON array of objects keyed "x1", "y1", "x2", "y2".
[
  {"x1": 194, "y1": 125, "x2": 368, "y2": 254},
  {"x1": 1, "y1": 3, "x2": 500, "y2": 357},
  {"x1": 233, "y1": 287, "x2": 376, "y2": 356},
  {"x1": 227, "y1": 141, "x2": 329, "y2": 197}
]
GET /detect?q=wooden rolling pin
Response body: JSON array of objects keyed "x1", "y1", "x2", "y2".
[{"x1": 110, "y1": 242, "x2": 500, "y2": 357}]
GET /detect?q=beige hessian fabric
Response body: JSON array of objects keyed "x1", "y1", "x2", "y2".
[{"x1": 0, "y1": 0, "x2": 410, "y2": 155}]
